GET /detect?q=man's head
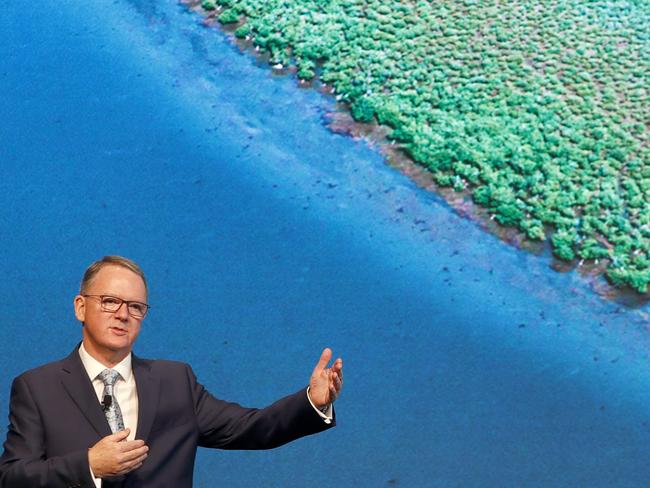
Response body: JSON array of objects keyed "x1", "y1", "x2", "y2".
[{"x1": 74, "y1": 256, "x2": 148, "y2": 366}]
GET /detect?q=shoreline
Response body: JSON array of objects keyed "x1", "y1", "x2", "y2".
[{"x1": 182, "y1": 0, "x2": 649, "y2": 306}]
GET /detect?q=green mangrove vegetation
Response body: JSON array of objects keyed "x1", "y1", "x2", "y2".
[{"x1": 201, "y1": 0, "x2": 650, "y2": 292}]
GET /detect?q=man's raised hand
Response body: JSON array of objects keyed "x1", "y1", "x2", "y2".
[{"x1": 308, "y1": 348, "x2": 343, "y2": 409}]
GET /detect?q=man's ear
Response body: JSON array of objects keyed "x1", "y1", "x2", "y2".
[{"x1": 73, "y1": 295, "x2": 86, "y2": 323}]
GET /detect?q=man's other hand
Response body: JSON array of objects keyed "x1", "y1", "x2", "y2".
[
  {"x1": 308, "y1": 348, "x2": 343, "y2": 409},
  {"x1": 88, "y1": 428, "x2": 149, "y2": 478}
]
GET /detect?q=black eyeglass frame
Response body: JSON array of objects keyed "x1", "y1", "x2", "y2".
[{"x1": 82, "y1": 294, "x2": 151, "y2": 319}]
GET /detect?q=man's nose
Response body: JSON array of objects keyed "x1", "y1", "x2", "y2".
[{"x1": 114, "y1": 301, "x2": 130, "y2": 320}]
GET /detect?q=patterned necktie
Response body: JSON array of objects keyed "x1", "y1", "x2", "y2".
[{"x1": 98, "y1": 369, "x2": 125, "y2": 433}]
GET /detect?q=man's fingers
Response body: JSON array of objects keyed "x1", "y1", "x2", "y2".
[
  {"x1": 330, "y1": 374, "x2": 342, "y2": 393},
  {"x1": 333, "y1": 358, "x2": 343, "y2": 376},
  {"x1": 119, "y1": 455, "x2": 147, "y2": 476},
  {"x1": 119, "y1": 463, "x2": 143, "y2": 476},
  {"x1": 119, "y1": 439, "x2": 146, "y2": 452},
  {"x1": 114, "y1": 447, "x2": 149, "y2": 476},
  {"x1": 111, "y1": 428, "x2": 130, "y2": 441},
  {"x1": 128, "y1": 452, "x2": 148, "y2": 468},
  {"x1": 120, "y1": 445, "x2": 149, "y2": 463},
  {"x1": 313, "y1": 348, "x2": 332, "y2": 374},
  {"x1": 329, "y1": 362, "x2": 343, "y2": 383}
]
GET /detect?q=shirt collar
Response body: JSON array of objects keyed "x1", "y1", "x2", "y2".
[{"x1": 78, "y1": 342, "x2": 133, "y2": 382}]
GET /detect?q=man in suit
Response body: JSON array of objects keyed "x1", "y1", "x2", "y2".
[{"x1": 0, "y1": 256, "x2": 343, "y2": 487}]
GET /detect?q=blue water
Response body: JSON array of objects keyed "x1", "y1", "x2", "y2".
[{"x1": 2, "y1": 1, "x2": 650, "y2": 486}]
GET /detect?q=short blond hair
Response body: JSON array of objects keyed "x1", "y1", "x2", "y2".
[{"x1": 80, "y1": 256, "x2": 148, "y2": 294}]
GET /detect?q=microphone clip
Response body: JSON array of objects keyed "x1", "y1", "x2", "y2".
[{"x1": 102, "y1": 394, "x2": 112, "y2": 411}]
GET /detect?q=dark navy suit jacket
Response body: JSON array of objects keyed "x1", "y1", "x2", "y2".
[{"x1": 0, "y1": 346, "x2": 334, "y2": 487}]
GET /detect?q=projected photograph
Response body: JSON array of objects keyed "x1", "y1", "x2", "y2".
[{"x1": 1, "y1": 1, "x2": 648, "y2": 486}]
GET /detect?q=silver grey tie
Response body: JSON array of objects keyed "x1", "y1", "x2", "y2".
[{"x1": 98, "y1": 369, "x2": 125, "y2": 433}]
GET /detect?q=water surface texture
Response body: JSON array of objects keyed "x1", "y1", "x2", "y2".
[{"x1": 1, "y1": 1, "x2": 650, "y2": 486}]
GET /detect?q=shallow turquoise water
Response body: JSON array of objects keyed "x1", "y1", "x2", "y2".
[{"x1": 1, "y1": 1, "x2": 650, "y2": 486}]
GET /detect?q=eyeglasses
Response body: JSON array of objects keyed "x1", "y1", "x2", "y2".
[{"x1": 83, "y1": 295, "x2": 150, "y2": 319}]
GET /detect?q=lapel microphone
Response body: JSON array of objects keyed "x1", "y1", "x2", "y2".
[{"x1": 102, "y1": 394, "x2": 112, "y2": 411}]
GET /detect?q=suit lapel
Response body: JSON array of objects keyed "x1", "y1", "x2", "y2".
[
  {"x1": 60, "y1": 345, "x2": 112, "y2": 438},
  {"x1": 132, "y1": 354, "x2": 160, "y2": 442}
]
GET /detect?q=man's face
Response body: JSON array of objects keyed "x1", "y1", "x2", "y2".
[{"x1": 74, "y1": 265, "x2": 147, "y2": 364}]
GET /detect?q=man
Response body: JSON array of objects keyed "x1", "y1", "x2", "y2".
[{"x1": 0, "y1": 256, "x2": 343, "y2": 487}]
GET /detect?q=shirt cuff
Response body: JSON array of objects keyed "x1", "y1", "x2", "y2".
[
  {"x1": 306, "y1": 387, "x2": 333, "y2": 424},
  {"x1": 90, "y1": 463, "x2": 102, "y2": 488}
]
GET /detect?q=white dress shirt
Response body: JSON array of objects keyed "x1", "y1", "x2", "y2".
[{"x1": 79, "y1": 344, "x2": 138, "y2": 488}]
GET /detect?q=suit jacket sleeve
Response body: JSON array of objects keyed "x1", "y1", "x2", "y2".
[
  {"x1": 0, "y1": 375, "x2": 95, "y2": 488},
  {"x1": 186, "y1": 365, "x2": 334, "y2": 450}
]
